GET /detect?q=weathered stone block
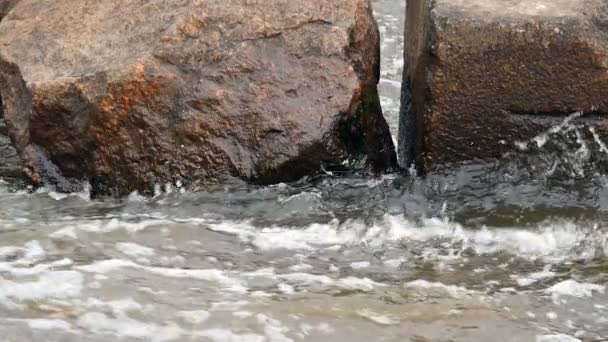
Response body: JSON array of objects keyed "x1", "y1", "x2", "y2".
[{"x1": 399, "y1": 0, "x2": 608, "y2": 171}]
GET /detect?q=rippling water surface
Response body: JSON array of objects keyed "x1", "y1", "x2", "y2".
[{"x1": 0, "y1": 1, "x2": 607, "y2": 341}]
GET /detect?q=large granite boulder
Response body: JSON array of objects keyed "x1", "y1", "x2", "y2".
[
  {"x1": 0, "y1": 0, "x2": 396, "y2": 195},
  {"x1": 399, "y1": 0, "x2": 608, "y2": 171}
]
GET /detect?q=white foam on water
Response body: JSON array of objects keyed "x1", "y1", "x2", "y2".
[
  {"x1": 233, "y1": 311, "x2": 254, "y2": 318},
  {"x1": 28, "y1": 319, "x2": 72, "y2": 331},
  {"x1": 75, "y1": 258, "x2": 138, "y2": 273},
  {"x1": 404, "y1": 280, "x2": 471, "y2": 298},
  {"x1": 393, "y1": 217, "x2": 604, "y2": 261},
  {"x1": 337, "y1": 277, "x2": 381, "y2": 292},
  {"x1": 34, "y1": 211, "x2": 604, "y2": 268},
  {"x1": 0, "y1": 271, "x2": 84, "y2": 305},
  {"x1": 73, "y1": 218, "x2": 172, "y2": 234},
  {"x1": 0, "y1": 242, "x2": 78, "y2": 279},
  {"x1": 356, "y1": 309, "x2": 399, "y2": 325},
  {"x1": 208, "y1": 216, "x2": 402, "y2": 251},
  {"x1": 276, "y1": 273, "x2": 334, "y2": 287},
  {"x1": 379, "y1": 78, "x2": 401, "y2": 88},
  {"x1": 177, "y1": 310, "x2": 211, "y2": 324},
  {"x1": 244, "y1": 267, "x2": 383, "y2": 292},
  {"x1": 535, "y1": 134, "x2": 549, "y2": 148},
  {"x1": 383, "y1": 258, "x2": 406, "y2": 268},
  {"x1": 127, "y1": 191, "x2": 148, "y2": 202},
  {"x1": 32, "y1": 182, "x2": 92, "y2": 201},
  {"x1": 287, "y1": 263, "x2": 313, "y2": 272},
  {"x1": 277, "y1": 191, "x2": 322, "y2": 204},
  {"x1": 0, "y1": 246, "x2": 22, "y2": 260},
  {"x1": 143, "y1": 267, "x2": 246, "y2": 293},
  {"x1": 195, "y1": 329, "x2": 265, "y2": 342},
  {"x1": 210, "y1": 300, "x2": 249, "y2": 311},
  {"x1": 516, "y1": 112, "x2": 583, "y2": 151},
  {"x1": 277, "y1": 272, "x2": 382, "y2": 292},
  {"x1": 21, "y1": 241, "x2": 45, "y2": 261},
  {"x1": 159, "y1": 255, "x2": 186, "y2": 267},
  {"x1": 299, "y1": 323, "x2": 335, "y2": 336},
  {"x1": 251, "y1": 291, "x2": 273, "y2": 298},
  {"x1": 0, "y1": 258, "x2": 73, "y2": 277},
  {"x1": 115, "y1": 242, "x2": 155, "y2": 258},
  {"x1": 515, "y1": 266, "x2": 557, "y2": 287},
  {"x1": 77, "y1": 312, "x2": 183, "y2": 342},
  {"x1": 5, "y1": 318, "x2": 73, "y2": 332},
  {"x1": 86, "y1": 297, "x2": 146, "y2": 316},
  {"x1": 49, "y1": 226, "x2": 78, "y2": 240},
  {"x1": 256, "y1": 314, "x2": 293, "y2": 342},
  {"x1": 589, "y1": 126, "x2": 608, "y2": 155},
  {"x1": 76, "y1": 259, "x2": 248, "y2": 293},
  {"x1": 0, "y1": 241, "x2": 72, "y2": 277},
  {"x1": 0, "y1": 240, "x2": 45, "y2": 264},
  {"x1": 277, "y1": 283, "x2": 295, "y2": 295},
  {"x1": 545, "y1": 280, "x2": 605, "y2": 299},
  {"x1": 536, "y1": 334, "x2": 581, "y2": 342},
  {"x1": 206, "y1": 219, "x2": 365, "y2": 251},
  {"x1": 205, "y1": 215, "x2": 605, "y2": 262},
  {"x1": 350, "y1": 261, "x2": 371, "y2": 270}
]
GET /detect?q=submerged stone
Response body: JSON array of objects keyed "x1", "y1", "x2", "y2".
[
  {"x1": 0, "y1": 0, "x2": 396, "y2": 195},
  {"x1": 399, "y1": 0, "x2": 608, "y2": 171}
]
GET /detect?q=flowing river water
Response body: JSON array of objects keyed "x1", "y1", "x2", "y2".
[{"x1": 0, "y1": 1, "x2": 607, "y2": 341}]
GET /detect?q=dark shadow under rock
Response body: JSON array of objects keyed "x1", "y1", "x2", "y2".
[{"x1": 0, "y1": 96, "x2": 21, "y2": 179}]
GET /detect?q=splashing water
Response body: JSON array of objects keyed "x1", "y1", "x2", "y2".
[{"x1": 513, "y1": 112, "x2": 608, "y2": 180}]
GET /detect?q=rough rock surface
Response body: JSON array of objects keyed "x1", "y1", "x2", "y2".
[
  {"x1": 0, "y1": 111, "x2": 21, "y2": 179},
  {"x1": 399, "y1": 0, "x2": 608, "y2": 171},
  {"x1": 0, "y1": 0, "x2": 396, "y2": 194},
  {"x1": 0, "y1": 0, "x2": 19, "y2": 19},
  {"x1": 0, "y1": 0, "x2": 20, "y2": 179}
]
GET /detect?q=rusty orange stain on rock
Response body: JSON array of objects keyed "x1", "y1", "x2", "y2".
[
  {"x1": 180, "y1": 16, "x2": 206, "y2": 38},
  {"x1": 0, "y1": 0, "x2": 396, "y2": 194}
]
